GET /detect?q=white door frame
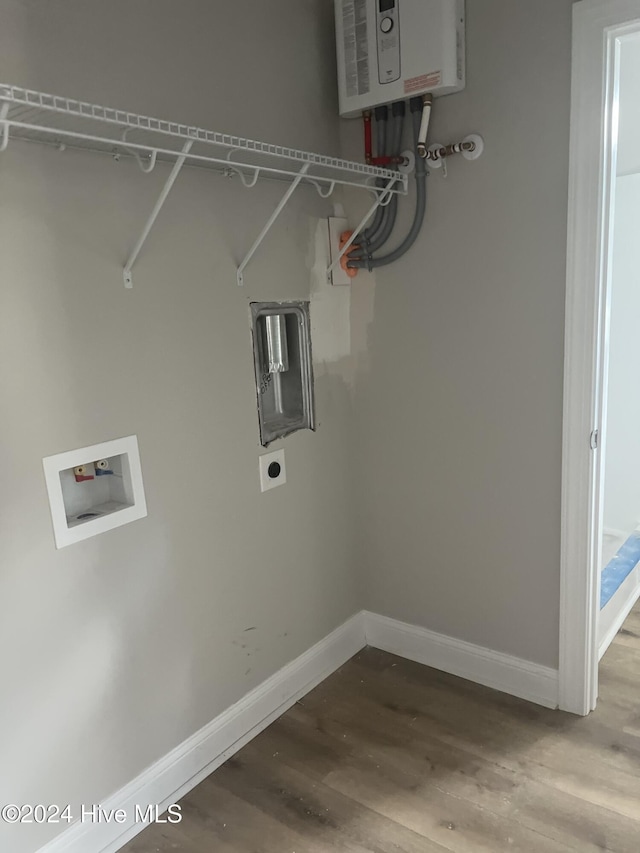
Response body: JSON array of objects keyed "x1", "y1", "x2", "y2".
[{"x1": 560, "y1": 0, "x2": 640, "y2": 715}]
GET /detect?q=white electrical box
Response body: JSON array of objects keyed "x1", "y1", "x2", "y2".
[{"x1": 335, "y1": 0, "x2": 465, "y2": 117}]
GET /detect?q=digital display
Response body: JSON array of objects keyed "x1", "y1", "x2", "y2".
[{"x1": 379, "y1": 0, "x2": 395, "y2": 12}]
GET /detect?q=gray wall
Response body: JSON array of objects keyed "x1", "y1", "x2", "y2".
[
  {"x1": 0, "y1": 3, "x2": 359, "y2": 852},
  {"x1": 350, "y1": 0, "x2": 573, "y2": 667}
]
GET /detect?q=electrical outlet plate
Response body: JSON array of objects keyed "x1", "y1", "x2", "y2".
[
  {"x1": 259, "y1": 448, "x2": 286, "y2": 492},
  {"x1": 327, "y1": 217, "x2": 351, "y2": 286}
]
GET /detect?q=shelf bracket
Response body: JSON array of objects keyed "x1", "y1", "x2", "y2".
[
  {"x1": 325, "y1": 176, "x2": 398, "y2": 280},
  {"x1": 123, "y1": 139, "x2": 194, "y2": 288},
  {"x1": 237, "y1": 161, "x2": 311, "y2": 287}
]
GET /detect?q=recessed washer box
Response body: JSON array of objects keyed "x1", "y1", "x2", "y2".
[{"x1": 43, "y1": 435, "x2": 147, "y2": 548}]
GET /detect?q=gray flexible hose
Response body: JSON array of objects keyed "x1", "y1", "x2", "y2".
[
  {"x1": 361, "y1": 113, "x2": 388, "y2": 241},
  {"x1": 360, "y1": 110, "x2": 404, "y2": 254},
  {"x1": 354, "y1": 109, "x2": 404, "y2": 255},
  {"x1": 350, "y1": 107, "x2": 426, "y2": 270}
]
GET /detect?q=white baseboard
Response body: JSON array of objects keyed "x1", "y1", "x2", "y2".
[
  {"x1": 363, "y1": 611, "x2": 559, "y2": 710},
  {"x1": 37, "y1": 609, "x2": 560, "y2": 853},
  {"x1": 37, "y1": 613, "x2": 366, "y2": 853}
]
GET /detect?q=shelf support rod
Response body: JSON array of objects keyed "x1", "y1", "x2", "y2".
[
  {"x1": 0, "y1": 102, "x2": 10, "y2": 152},
  {"x1": 123, "y1": 139, "x2": 194, "y2": 288},
  {"x1": 325, "y1": 176, "x2": 398, "y2": 280},
  {"x1": 237, "y1": 161, "x2": 311, "y2": 287}
]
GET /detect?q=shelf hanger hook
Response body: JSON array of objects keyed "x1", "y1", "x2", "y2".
[
  {"x1": 0, "y1": 102, "x2": 10, "y2": 153},
  {"x1": 225, "y1": 150, "x2": 260, "y2": 187},
  {"x1": 365, "y1": 174, "x2": 397, "y2": 206},
  {"x1": 238, "y1": 167, "x2": 261, "y2": 189},
  {"x1": 309, "y1": 180, "x2": 336, "y2": 199},
  {"x1": 376, "y1": 185, "x2": 395, "y2": 207},
  {"x1": 120, "y1": 129, "x2": 158, "y2": 173}
]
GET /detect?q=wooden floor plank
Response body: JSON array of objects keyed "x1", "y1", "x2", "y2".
[
  {"x1": 253, "y1": 703, "x2": 634, "y2": 852},
  {"x1": 208, "y1": 755, "x2": 452, "y2": 853},
  {"x1": 121, "y1": 601, "x2": 640, "y2": 853}
]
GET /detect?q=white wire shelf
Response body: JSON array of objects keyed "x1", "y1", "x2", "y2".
[{"x1": 0, "y1": 84, "x2": 407, "y2": 287}]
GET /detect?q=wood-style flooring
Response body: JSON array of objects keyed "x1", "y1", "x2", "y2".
[{"x1": 122, "y1": 603, "x2": 640, "y2": 852}]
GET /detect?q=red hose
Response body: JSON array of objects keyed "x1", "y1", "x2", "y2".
[
  {"x1": 371, "y1": 155, "x2": 405, "y2": 166},
  {"x1": 363, "y1": 111, "x2": 372, "y2": 164}
]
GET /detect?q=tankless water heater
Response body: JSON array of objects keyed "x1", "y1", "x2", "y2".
[{"x1": 335, "y1": 0, "x2": 465, "y2": 117}]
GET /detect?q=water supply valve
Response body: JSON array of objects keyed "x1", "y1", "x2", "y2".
[{"x1": 73, "y1": 465, "x2": 94, "y2": 483}]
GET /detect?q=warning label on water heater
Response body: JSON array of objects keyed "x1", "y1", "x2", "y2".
[
  {"x1": 404, "y1": 71, "x2": 442, "y2": 94},
  {"x1": 342, "y1": 0, "x2": 370, "y2": 97}
]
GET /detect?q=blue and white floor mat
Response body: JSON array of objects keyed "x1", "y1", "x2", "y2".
[{"x1": 600, "y1": 530, "x2": 640, "y2": 609}]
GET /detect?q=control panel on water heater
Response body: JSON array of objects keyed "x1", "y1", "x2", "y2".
[{"x1": 377, "y1": 0, "x2": 400, "y2": 84}]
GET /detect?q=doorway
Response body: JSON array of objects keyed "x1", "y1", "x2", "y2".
[
  {"x1": 599, "y1": 54, "x2": 640, "y2": 654},
  {"x1": 561, "y1": 0, "x2": 640, "y2": 716}
]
